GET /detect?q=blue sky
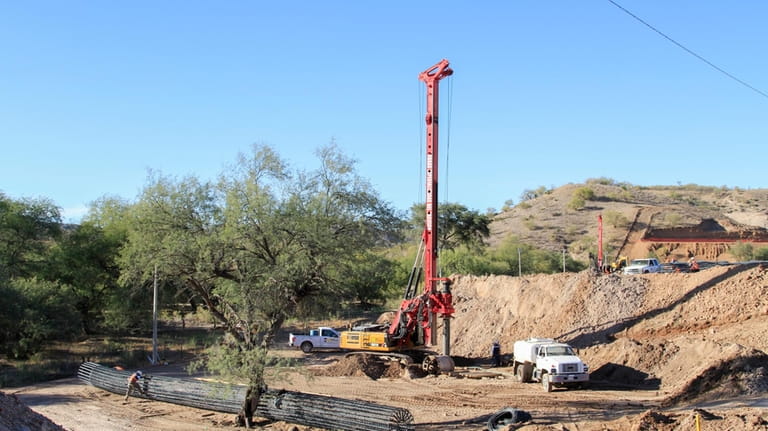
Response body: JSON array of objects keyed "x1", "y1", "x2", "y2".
[{"x1": 2, "y1": 1, "x2": 766, "y2": 223}]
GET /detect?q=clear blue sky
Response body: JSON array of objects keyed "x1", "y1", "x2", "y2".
[{"x1": 2, "y1": 1, "x2": 766, "y2": 223}]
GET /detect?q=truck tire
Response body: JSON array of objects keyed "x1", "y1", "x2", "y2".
[
  {"x1": 542, "y1": 373, "x2": 552, "y2": 392},
  {"x1": 300, "y1": 341, "x2": 313, "y2": 353},
  {"x1": 516, "y1": 363, "x2": 532, "y2": 383}
]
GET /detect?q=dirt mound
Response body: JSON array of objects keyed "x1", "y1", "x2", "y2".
[
  {"x1": 631, "y1": 410, "x2": 675, "y2": 431},
  {"x1": 0, "y1": 391, "x2": 65, "y2": 431},
  {"x1": 663, "y1": 350, "x2": 768, "y2": 406},
  {"x1": 311, "y1": 355, "x2": 403, "y2": 380},
  {"x1": 448, "y1": 263, "x2": 768, "y2": 404}
]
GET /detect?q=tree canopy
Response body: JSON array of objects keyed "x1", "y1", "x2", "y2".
[
  {"x1": 118, "y1": 144, "x2": 401, "y2": 400},
  {"x1": 409, "y1": 202, "x2": 490, "y2": 251}
]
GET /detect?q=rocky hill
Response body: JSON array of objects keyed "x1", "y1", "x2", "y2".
[{"x1": 489, "y1": 180, "x2": 768, "y2": 263}]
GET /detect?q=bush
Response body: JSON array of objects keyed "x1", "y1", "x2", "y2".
[
  {"x1": 754, "y1": 247, "x2": 768, "y2": 261},
  {"x1": 603, "y1": 210, "x2": 629, "y2": 228},
  {"x1": 730, "y1": 242, "x2": 754, "y2": 261},
  {"x1": 0, "y1": 278, "x2": 80, "y2": 359}
]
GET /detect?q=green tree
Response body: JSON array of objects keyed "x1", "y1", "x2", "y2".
[
  {"x1": 568, "y1": 187, "x2": 595, "y2": 211},
  {"x1": 0, "y1": 194, "x2": 61, "y2": 278},
  {"x1": 45, "y1": 220, "x2": 125, "y2": 334},
  {"x1": 119, "y1": 144, "x2": 400, "y2": 420},
  {"x1": 337, "y1": 251, "x2": 398, "y2": 309},
  {"x1": 0, "y1": 277, "x2": 79, "y2": 358},
  {"x1": 439, "y1": 247, "x2": 498, "y2": 275},
  {"x1": 409, "y1": 202, "x2": 490, "y2": 251}
]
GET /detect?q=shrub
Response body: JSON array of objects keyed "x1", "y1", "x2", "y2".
[
  {"x1": 603, "y1": 210, "x2": 629, "y2": 228},
  {"x1": 730, "y1": 241, "x2": 754, "y2": 261}
]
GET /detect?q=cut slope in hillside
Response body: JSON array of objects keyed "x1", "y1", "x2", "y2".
[
  {"x1": 447, "y1": 263, "x2": 768, "y2": 404},
  {"x1": 490, "y1": 182, "x2": 768, "y2": 262}
]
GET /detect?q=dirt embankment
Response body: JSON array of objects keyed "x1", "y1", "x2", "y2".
[
  {"x1": 0, "y1": 391, "x2": 65, "y2": 431},
  {"x1": 448, "y1": 263, "x2": 768, "y2": 404}
]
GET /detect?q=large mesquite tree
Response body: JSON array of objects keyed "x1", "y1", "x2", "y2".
[{"x1": 119, "y1": 144, "x2": 400, "y2": 406}]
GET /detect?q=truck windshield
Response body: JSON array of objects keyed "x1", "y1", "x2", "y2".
[{"x1": 546, "y1": 346, "x2": 574, "y2": 356}]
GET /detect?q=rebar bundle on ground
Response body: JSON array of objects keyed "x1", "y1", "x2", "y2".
[{"x1": 77, "y1": 362, "x2": 414, "y2": 431}]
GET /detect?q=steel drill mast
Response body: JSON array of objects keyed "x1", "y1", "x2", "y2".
[{"x1": 418, "y1": 59, "x2": 455, "y2": 354}]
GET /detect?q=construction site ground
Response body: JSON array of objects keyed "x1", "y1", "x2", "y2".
[{"x1": 6, "y1": 263, "x2": 768, "y2": 430}]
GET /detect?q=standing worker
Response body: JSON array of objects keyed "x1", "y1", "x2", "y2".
[
  {"x1": 125, "y1": 370, "x2": 148, "y2": 401},
  {"x1": 491, "y1": 341, "x2": 501, "y2": 367}
]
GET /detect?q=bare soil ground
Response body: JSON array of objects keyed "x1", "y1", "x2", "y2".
[{"x1": 6, "y1": 263, "x2": 768, "y2": 430}]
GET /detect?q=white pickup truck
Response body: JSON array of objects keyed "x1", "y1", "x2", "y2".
[
  {"x1": 513, "y1": 338, "x2": 589, "y2": 392},
  {"x1": 623, "y1": 258, "x2": 662, "y2": 274},
  {"x1": 288, "y1": 327, "x2": 340, "y2": 353}
]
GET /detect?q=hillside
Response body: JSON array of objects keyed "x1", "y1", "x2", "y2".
[{"x1": 489, "y1": 181, "x2": 768, "y2": 263}]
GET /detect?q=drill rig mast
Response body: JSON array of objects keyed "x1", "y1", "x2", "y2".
[
  {"x1": 339, "y1": 60, "x2": 455, "y2": 372},
  {"x1": 386, "y1": 59, "x2": 455, "y2": 353}
]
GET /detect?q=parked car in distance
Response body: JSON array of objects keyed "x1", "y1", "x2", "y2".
[{"x1": 623, "y1": 258, "x2": 662, "y2": 274}]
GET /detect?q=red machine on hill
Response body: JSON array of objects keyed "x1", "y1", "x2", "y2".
[{"x1": 339, "y1": 60, "x2": 456, "y2": 373}]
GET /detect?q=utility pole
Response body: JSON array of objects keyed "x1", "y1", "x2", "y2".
[
  {"x1": 152, "y1": 265, "x2": 159, "y2": 365},
  {"x1": 562, "y1": 248, "x2": 566, "y2": 273}
]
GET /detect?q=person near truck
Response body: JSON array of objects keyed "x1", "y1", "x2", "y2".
[
  {"x1": 124, "y1": 370, "x2": 148, "y2": 401},
  {"x1": 491, "y1": 341, "x2": 501, "y2": 367}
]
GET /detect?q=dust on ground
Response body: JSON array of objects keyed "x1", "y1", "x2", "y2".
[{"x1": 7, "y1": 263, "x2": 768, "y2": 430}]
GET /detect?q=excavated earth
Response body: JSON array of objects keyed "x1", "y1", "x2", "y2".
[{"x1": 6, "y1": 264, "x2": 768, "y2": 430}]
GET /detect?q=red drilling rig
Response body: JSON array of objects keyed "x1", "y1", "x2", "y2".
[{"x1": 339, "y1": 59, "x2": 456, "y2": 373}]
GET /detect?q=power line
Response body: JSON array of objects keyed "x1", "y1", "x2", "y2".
[{"x1": 607, "y1": 0, "x2": 768, "y2": 100}]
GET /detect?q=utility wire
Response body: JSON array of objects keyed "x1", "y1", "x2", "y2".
[{"x1": 607, "y1": 0, "x2": 768, "y2": 100}]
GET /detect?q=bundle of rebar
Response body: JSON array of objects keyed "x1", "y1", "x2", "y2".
[{"x1": 77, "y1": 362, "x2": 414, "y2": 431}]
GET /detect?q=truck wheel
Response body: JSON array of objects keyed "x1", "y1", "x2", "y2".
[
  {"x1": 542, "y1": 373, "x2": 552, "y2": 392},
  {"x1": 516, "y1": 363, "x2": 532, "y2": 383},
  {"x1": 300, "y1": 341, "x2": 313, "y2": 353}
]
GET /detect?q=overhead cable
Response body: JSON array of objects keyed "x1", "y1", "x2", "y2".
[{"x1": 607, "y1": 0, "x2": 768, "y2": 100}]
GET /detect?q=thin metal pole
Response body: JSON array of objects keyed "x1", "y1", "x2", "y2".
[
  {"x1": 517, "y1": 248, "x2": 522, "y2": 277},
  {"x1": 562, "y1": 248, "x2": 566, "y2": 273},
  {"x1": 152, "y1": 265, "x2": 159, "y2": 365}
]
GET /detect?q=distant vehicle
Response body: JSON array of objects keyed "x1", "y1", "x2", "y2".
[
  {"x1": 623, "y1": 258, "x2": 662, "y2": 274},
  {"x1": 288, "y1": 327, "x2": 340, "y2": 353},
  {"x1": 512, "y1": 338, "x2": 589, "y2": 392}
]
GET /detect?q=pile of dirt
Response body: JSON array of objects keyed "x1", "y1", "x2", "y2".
[
  {"x1": 447, "y1": 263, "x2": 768, "y2": 405},
  {"x1": 618, "y1": 408, "x2": 768, "y2": 431},
  {"x1": 311, "y1": 355, "x2": 403, "y2": 380},
  {"x1": 0, "y1": 391, "x2": 65, "y2": 431}
]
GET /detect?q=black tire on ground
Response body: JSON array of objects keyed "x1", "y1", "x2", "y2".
[{"x1": 300, "y1": 341, "x2": 313, "y2": 353}]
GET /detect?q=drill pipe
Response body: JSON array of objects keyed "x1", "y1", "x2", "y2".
[{"x1": 78, "y1": 362, "x2": 414, "y2": 431}]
